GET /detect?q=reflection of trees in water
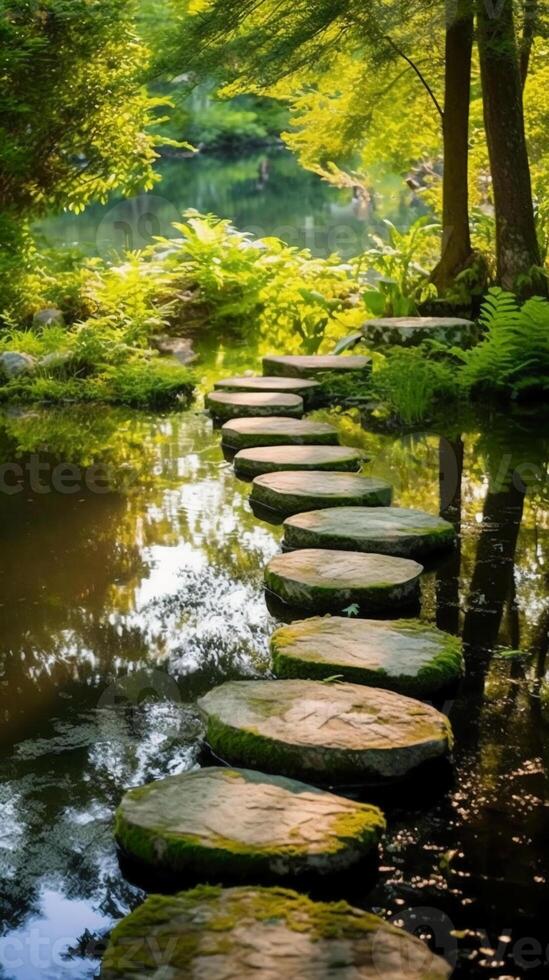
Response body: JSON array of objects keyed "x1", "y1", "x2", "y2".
[{"x1": 0, "y1": 408, "x2": 279, "y2": 737}]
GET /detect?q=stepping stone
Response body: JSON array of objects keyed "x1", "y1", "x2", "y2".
[
  {"x1": 251, "y1": 471, "x2": 392, "y2": 515},
  {"x1": 362, "y1": 315, "x2": 478, "y2": 349},
  {"x1": 263, "y1": 354, "x2": 371, "y2": 378},
  {"x1": 265, "y1": 548, "x2": 422, "y2": 614},
  {"x1": 115, "y1": 767, "x2": 385, "y2": 879},
  {"x1": 100, "y1": 885, "x2": 452, "y2": 979},
  {"x1": 270, "y1": 617, "x2": 463, "y2": 697},
  {"x1": 214, "y1": 375, "x2": 320, "y2": 402},
  {"x1": 234, "y1": 445, "x2": 363, "y2": 479},
  {"x1": 221, "y1": 417, "x2": 339, "y2": 450},
  {"x1": 283, "y1": 506, "x2": 456, "y2": 559},
  {"x1": 206, "y1": 391, "x2": 303, "y2": 421},
  {"x1": 198, "y1": 679, "x2": 453, "y2": 782}
]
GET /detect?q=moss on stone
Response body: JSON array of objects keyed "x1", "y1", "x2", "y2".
[
  {"x1": 282, "y1": 507, "x2": 456, "y2": 560},
  {"x1": 101, "y1": 885, "x2": 451, "y2": 978},
  {"x1": 199, "y1": 680, "x2": 452, "y2": 783},
  {"x1": 270, "y1": 618, "x2": 463, "y2": 697},
  {"x1": 115, "y1": 767, "x2": 385, "y2": 878},
  {"x1": 264, "y1": 552, "x2": 422, "y2": 614}
]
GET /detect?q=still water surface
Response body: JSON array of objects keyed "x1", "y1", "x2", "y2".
[
  {"x1": 36, "y1": 150, "x2": 425, "y2": 259},
  {"x1": 0, "y1": 344, "x2": 548, "y2": 978}
]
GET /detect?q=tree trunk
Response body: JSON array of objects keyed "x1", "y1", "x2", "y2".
[
  {"x1": 432, "y1": 0, "x2": 474, "y2": 293},
  {"x1": 520, "y1": 0, "x2": 538, "y2": 88},
  {"x1": 477, "y1": 0, "x2": 542, "y2": 292}
]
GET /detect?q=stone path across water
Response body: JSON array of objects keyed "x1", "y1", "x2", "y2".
[
  {"x1": 234, "y1": 445, "x2": 363, "y2": 479},
  {"x1": 206, "y1": 390, "x2": 304, "y2": 421},
  {"x1": 283, "y1": 506, "x2": 456, "y2": 559},
  {"x1": 265, "y1": 548, "x2": 423, "y2": 614},
  {"x1": 198, "y1": 679, "x2": 452, "y2": 782},
  {"x1": 362, "y1": 315, "x2": 477, "y2": 349},
  {"x1": 100, "y1": 885, "x2": 452, "y2": 979},
  {"x1": 263, "y1": 353, "x2": 371, "y2": 377},
  {"x1": 115, "y1": 766, "x2": 385, "y2": 879},
  {"x1": 251, "y1": 470, "x2": 392, "y2": 515},
  {"x1": 270, "y1": 616, "x2": 463, "y2": 697},
  {"x1": 221, "y1": 416, "x2": 340, "y2": 450},
  {"x1": 214, "y1": 375, "x2": 320, "y2": 402}
]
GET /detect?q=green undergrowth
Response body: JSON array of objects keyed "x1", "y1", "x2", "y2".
[{"x1": 0, "y1": 359, "x2": 194, "y2": 408}]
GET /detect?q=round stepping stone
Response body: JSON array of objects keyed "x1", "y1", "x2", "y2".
[
  {"x1": 214, "y1": 375, "x2": 320, "y2": 401},
  {"x1": 198, "y1": 680, "x2": 453, "y2": 782},
  {"x1": 283, "y1": 506, "x2": 455, "y2": 559},
  {"x1": 271, "y1": 617, "x2": 463, "y2": 697},
  {"x1": 221, "y1": 417, "x2": 339, "y2": 450},
  {"x1": 234, "y1": 445, "x2": 363, "y2": 479},
  {"x1": 265, "y1": 548, "x2": 422, "y2": 614},
  {"x1": 251, "y1": 471, "x2": 392, "y2": 515},
  {"x1": 100, "y1": 885, "x2": 452, "y2": 980},
  {"x1": 115, "y1": 767, "x2": 385, "y2": 879},
  {"x1": 362, "y1": 315, "x2": 477, "y2": 349},
  {"x1": 263, "y1": 353, "x2": 371, "y2": 378},
  {"x1": 206, "y1": 391, "x2": 303, "y2": 421}
]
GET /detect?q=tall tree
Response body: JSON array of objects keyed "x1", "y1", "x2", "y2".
[
  {"x1": 477, "y1": 0, "x2": 543, "y2": 292},
  {"x1": 432, "y1": 0, "x2": 474, "y2": 292}
]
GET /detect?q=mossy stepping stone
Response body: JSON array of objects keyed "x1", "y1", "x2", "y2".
[
  {"x1": 251, "y1": 471, "x2": 392, "y2": 515},
  {"x1": 198, "y1": 679, "x2": 452, "y2": 782},
  {"x1": 265, "y1": 548, "x2": 422, "y2": 614},
  {"x1": 234, "y1": 445, "x2": 363, "y2": 479},
  {"x1": 214, "y1": 375, "x2": 320, "y2": 402},
  {"x1": 263, "y1": 353, "x2": 371, "y2": 378},
  {"x1": 271, "y1": 617, "x2": 463, "y2": 697},
  {"x1": 283, "y1": 506, "x2": 455, "y2": 559},
  {"x1": 206, "y1": 391, "x2": 304, "y2": 421},
  {"x1": 221, "y1": 417, "x2": 340, "y2": 451},
  {"x1": 362, "y1": 315, "x2": 477, "y2": 349},
  {"x1": 115, "y1": 767, "x2": 385, "y2": 879},
  {"x1": 100, "y1": 885, "x2": 452, "y2": 979}
]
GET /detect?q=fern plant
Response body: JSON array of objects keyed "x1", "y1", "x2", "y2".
[{"x1": 459, "y1": 288, "x2": 549, "y2": 398}]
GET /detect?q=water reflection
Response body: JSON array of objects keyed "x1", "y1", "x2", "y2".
[
  {"x1": 36, "y1": 150, "x2": 425, "y2": 260},
  {"x1": 0, "y1": 392, "x2": 547, "y2": 978}
]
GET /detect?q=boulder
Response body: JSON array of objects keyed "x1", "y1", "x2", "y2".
[
  {"x1": 221, "y1": 417, "x2": 339, "y2": 450},
  {"x1": 283, "y1": 506, "x2": 456, "y2": 559},
  {"x1": 115, "y1": 767, "x2": 385, "y2": 878},
  {"x1": 198, "y1": 679, "x2": 453, "y2": 782},
  {"x1": 251, "y1": 471, "x2": 392, "y2": 515},
  {"x1": 263, "y1": 353, "x2": 371, "y2": 378},
  {"x1": 234, "y1": 445, "x2": 363, "y2": 480},
  {"x1": 206, "y1": 391, "x2": 304, "y2": 421},
  {"x1": 271, "y1": 616, "x2": 463, "y2": 697},
  {"x1": 38, "y1": 350, "x2": 73, "y2": 374},
  {"x1": 265, "y1": 548, "x2": 423, "y2": 614},
  {"x1": 32, "y1": 307, "x2": 65, "y2": 328},
  {"x1": 0, "y1": 351, "x2": 37, "y2": 380},
  {"x1": 100, "y1": 885, "x2": 452, "y2": 979}
]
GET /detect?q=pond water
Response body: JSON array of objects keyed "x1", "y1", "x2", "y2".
[
  {"x1": 0, "y1": 342, "x2": 548, "y2": 979},
  {"x1": 36, "y1": 149, "x2": 425, "y2": 259}
]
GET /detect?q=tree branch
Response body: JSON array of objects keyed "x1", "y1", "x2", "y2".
[{"x1": 384, "y1": 35, "x2": 444, "y2": 118}]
